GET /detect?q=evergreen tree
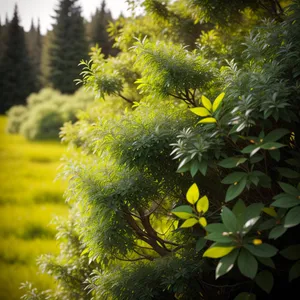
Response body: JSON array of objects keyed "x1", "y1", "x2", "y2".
[
  {"x1": 89, "y1": 0, "x2": 115, "y2": 57},
  {"x1": 0, "y1": 5, "x2": 36, "y2": 114},
  {"x1": 48, "y1": 0, "x2": 88, "y2": 94},
  {"x1": 26, "y1": 19, "x2": 43, "y2": 90}
]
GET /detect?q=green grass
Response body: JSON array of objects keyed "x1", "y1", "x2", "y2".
[{"x1": 0, "y1": 116, "x2": 68, "y2": 300}]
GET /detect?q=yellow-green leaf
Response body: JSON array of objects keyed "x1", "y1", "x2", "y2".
[
  {"x1": 199, "y1": 117, "x2": 217, "y2": 124},
  {"x1": 190, "y1": 107, "x2": 211, "y2": 117},
  {"x1": 196, "y1": 196, "x2": 209, "y2": 213},
  {"x1": 186, "y1": 183, "x2": 199, "y2": 204},
  {"x1": 202, "y1": 95, "x2": 212, "y2": 111},
  {"x1": 262, "y1": 207, "x2": 277, "y2": 217},
  {"x1": 203, "y1": 246, "x2": 235, "y2": 258},
  {"x1": 181, "y1": 218, "x2": 199, "y2": 228},
  {"x1": 199, "y1": 217, "x2": 207, "y2": 227},
  {"x1": 172, "y1": 212, "x2": 194, "y2": 219},
  {"x1": 213, "y1": 92, "x2": 225, "y2": 112}
]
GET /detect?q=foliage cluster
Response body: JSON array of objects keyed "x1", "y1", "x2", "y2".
[
  {"x1": 6, "y1": 88, "x2": 95, "y2": 140},
  {"x1": 23, "y1": 0, "x2": 300, "y2": 300}
]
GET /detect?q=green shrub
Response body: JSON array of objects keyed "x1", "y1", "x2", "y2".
[{"x1": 6, "y1": 105, "x2": 28, "y2": 134}]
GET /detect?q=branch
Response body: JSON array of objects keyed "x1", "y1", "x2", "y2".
[{"x1": 117, "y1": 92, "x2": 134, "y2": 104}]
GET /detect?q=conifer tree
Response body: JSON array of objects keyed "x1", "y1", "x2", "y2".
[
  {"x1": 0, "y1": 5, "x2": 36, "y2": 113},
  {"x1": 48, "y1": 0, "x2": 88, "y2": 94},
  {"x1": 89, "y1": 0, "x2": 114, "y2": 57}
]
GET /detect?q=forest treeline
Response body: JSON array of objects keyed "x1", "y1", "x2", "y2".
[{"x1": 0, "y1": 0, "x2": 118, "y2": 114}]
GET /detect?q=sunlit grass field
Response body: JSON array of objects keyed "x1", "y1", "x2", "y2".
[{"x1": 0, "y1": 116, "x2": 68, "y2": 300}]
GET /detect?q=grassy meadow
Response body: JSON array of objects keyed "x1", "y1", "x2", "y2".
[{"x1": 0, "y1": 116, "x2": 68, "y2": 300}]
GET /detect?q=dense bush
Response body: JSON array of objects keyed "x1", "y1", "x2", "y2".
[
  {"x1": 6, "y1": 88, "x2": 96, "y2": 140},
  {"x1": 23, "y1": 1, "x2": 300, "y2": 299}
]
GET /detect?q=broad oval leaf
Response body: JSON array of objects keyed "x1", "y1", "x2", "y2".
[
  {"x1": 238, "y1": 248, "x2": 258, "y2": 279},
  {"x1": 216, "y1": 248, "x2": 239, "y2": 279},
  {"x1": 264, "y1": 128, "x2": 290, "y2": 142},
  {"x1": 196, "y1": 237, "x2": 207, "y2": 252},
  {"x1": 262, "y1": 207, "x2": 277, "y2": 217},
  {"x1": 289, "y1": 260, "x2": 300, "y2": 282},
  {"x1": 196, "y1": 195, "x2": 209, "y2": 213},
  {"x1": 272, "y1": 195, "x2": 300, "y2": 208},
  {"x1": 199, "y1": 117, "x2": 217, "y2": 124},
  {"x1": 221, "y1": 172, "x2": 247, "y2": 184},
  {"x1": 245, "y1": 243, "x2": 278, "y2": 258},
  {"x1": 221, "y1": 206, "x2": 238, "y2": 232},
  {"x1": 234, "y1": 292, "x2": 256, "y2": 300},
  {"x1": 255, "y1": 270, "x2": 274, "y2": 293},
  {"x1": 205, "y1": 223, "x2": 227, "y2": 233},
  {"x1": 213, "y1": 92, "x2": 225, "y2": 112},
  {"x1": 172, "y1": 205, "x2": 194, "y2": 219},
  {"x1": 201, "y1": 95, "x2": 212, "y2": 110},
  {"x1": 278, "y1": 182, "x2": 300, "y2": 196},
  {"x1": 284, "y1": 206, "x2": 300, "y2": 228},
  {"x1": 219, "y1": 158, "x2": 247, "y2": 169},
  {"x1": 205, "y1": 232, "x2": 233, "y2": 243},
  {"x1": 280, "y1": 245, "x2": 300, "y2": 260},
  {"x1": 190, "y1": 107, "x2": 211, "y2": 117},
  {"x1": 269, "y1": 225, "x2": 287, "y2": 239},
  {"x1": 203, "y1": 246, "x2": 235, "y2": 258},
  {"x1": 261, "y1": 142, "x2": 285, "y2": 150},
  {"x1": 181, "y1": 218, "x2": 198, "y2": 228},
  {"x1": 199, "y1": 217, "x2": 207, "y2": 227},
  {"x1": 186, "y1": 183, "x2": 199, "y2": 204},
  {"x1": 225, "y1": 177, "x2": 247, "y2": 202},
  {"x1": 256, "y1": 257, "x2": 275, "y2": 269}
]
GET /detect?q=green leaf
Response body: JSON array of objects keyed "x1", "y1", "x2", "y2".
[
  {"x1": 190, "y1": 161, "x2": 200, "y2": 177},
  {"x1": 190, "y1": 107, "x2": 211, "y2": 117},
  {"x1": 280, "y1": 245, "x2": 300, "y2": 260},
  {"x1": 186, "y1": 183, "x2": 199, "y2": 204},
  {"x1": 218, "y1": 158, "x2": 247, "y2": 168},
  {"x1": 277, "y1": 168, "x2": 300, "y2": 179},
  {"x1": 205, "y1": 232, "x2": 233, "y2": 243},
  {"x1": 269, "y1": 149, "x2": 280, "y2": 161},
  {"x1": 258, "y1": 219, "x2": 277, "y2": 231},
  {"x1": 199, "y1": 117, "x2": 217, "y2": 124},
  {"x1": 278, "y1": 182, "x2": 300, "y2": 196},
  {"x1": 205, "y1": 223, "x2": 227, "y2": 233},
  {"x1": 261, "y1": 142, "x2": 286, "y2": 150},
  {"x1": 256, "y1": 257, "x2": 275, "y2": 269},
  {"x1": 198, "y1": 160, "x2": 208, "y2": 176},
  {"x1": 255, "y1": 270, "x2": 274, "y2": 293},
  {"x1": 289, "y1": 260, "x2": 300, "y2": 282},
  {"x1": 250, "y1": 155, "x2": 264, "y2": 164},
  {"x1": 234, "y1": 292, "x2": 256, "y2": 300},
  {"x1": 196, "y1": 237, "x2": 207, "y2": 252},
  {"x1": 221, "y1": 207, "x2": 238, "y2": 232},
  {"x1": 233, "y1": 199, "x2": 246, "y2": 228},
  {"x1": 245, "y1": 243, "x2": 278, "y2": 258},
  {"x1": 284, "y1": 206, "x2": 300, "y2": 228},
  {"x1": 221, "y1": 172, "x2": 247, "y2": 184},
  {"x1": 181, "y1": 218, "x2": 198, "y2": 228},
  {"x1": 225, "y1": 177, "x2": 247, "y2": 202},
  {"x1": 216, "y1": 249, "x2": 239, "y2": 279},
  {"x1": 213, "y1": 92, "x2": 225, "y2": 112},
  {"x1": 244, "y1": 203, "x2": 263, "y2": 223},
  {"x1": 269, "y1": 225, "x2": 287, "y2": 239},
  {"x1": 243, "y1": 216, "x2": 260, "y2": 234},
  {"x1": 171, "y1": 205, "x2": 194, "y2": 219},
  {"x1": 242, "y1": 144, "x2": 257, "y2": 154},
  {"x1": 238, "y1": 249, "x2": 258, "y2": 279},
  {"x1": 272, "y1": 195, "x2": 299, "y2": 208},
  {"x1": 264, "y1": 128, "x2": 290, "y2": 142},
  {"x1": 203, "y1": 246, "x2": 235, "y2": 258}
]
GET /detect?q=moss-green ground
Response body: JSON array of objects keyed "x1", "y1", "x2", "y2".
[{"x1": 0, "y1": 116, "x2": 68, "y2": 300}]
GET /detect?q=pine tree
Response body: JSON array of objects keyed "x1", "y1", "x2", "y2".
[
  {"x1": 48, "y1": 0, "x2": 88, "y2": 94},
  {"x1": 0, "y1": 5, "x2": 36, "y2": 113},
  {"x1": 26, "y1": 19, "x2": 43, "y2": 90},
  {"x1": 89, "y1": 0, "x2": 114, "y2": 57}
]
